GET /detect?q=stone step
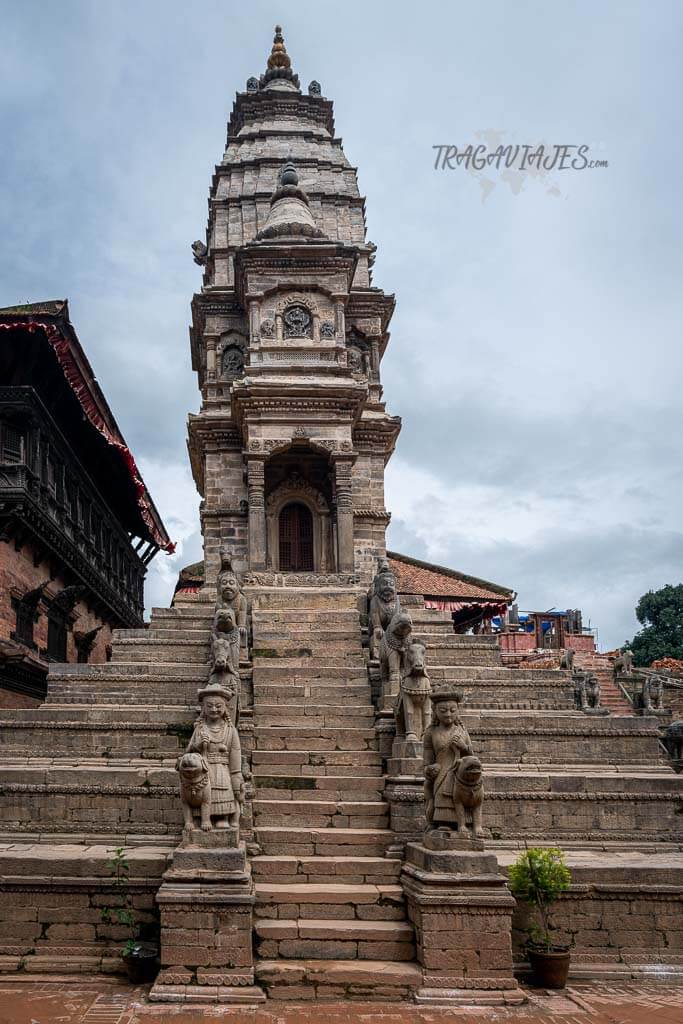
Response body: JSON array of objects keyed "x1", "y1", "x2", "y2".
[
  {"x1": 254, "y1": 958, "x2": 423, "y2": 1000},
  {"x1": 254, "y1": 799, "x2": 388, "y2": 828},
  {"x1": 251, "y1": 855, "x2": 401, "y2": 885},
  {"x1": 255, "y1": 918, "x2": 414, "y2": 961},
  {"x1": 255, "y1": 827, "x2": 395, "y2": 857},
  {"x1": 251, "y1": 594, "x2": 361, "y2": 612},
  {"x1": 252, "y1": 750, "x2": 382, "y2": 770},
  {"x1": 253, "y1": 726, "x2": 378, "y2": 752},
  {"x1": 254, "y1": 630, "x2": 361, "y2": 644},
  {"x1": 253, "y1": 664, "x2": 367, "y2": 681},
  {"x1": 253, "y1": 685, "x2": 370, "y2": 705},
  {"x1": 253, "y1": 706, "x2": 374, "y2": 728},
  {"x1": 253, "y1": 643, "x2": 364, "y2": 658},
  {"x1": 255, "y1": 881, "x2": 404, "y2": 914},
  {"x1": 0, "y1": 718, "x2": 193, "y2": 760},
  {"x1": 111, "y1": 638, "x2": 210, "y2": 664},
  {"x1": 253, "y1": 775, "x2": 385, "y2": 801}
]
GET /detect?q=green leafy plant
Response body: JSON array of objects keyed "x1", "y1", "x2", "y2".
[
  {"x1": 508, "y1": 846, "x2": 571, "y2": 952},
  {"x1": 100, "y1": 847, "x2": 139, "y2": 958}
]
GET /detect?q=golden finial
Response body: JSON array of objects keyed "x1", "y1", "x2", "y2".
[{"x1": 267, "y1": 24, "x2": 291, "y2": 70}]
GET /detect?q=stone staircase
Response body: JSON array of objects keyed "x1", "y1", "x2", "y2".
[
  {"x1": 249, "y1": 589, "x2": 421, "y2": 1000},
  {"x1": 574, "y1": 652, "x2": 635, "y2": 716}
]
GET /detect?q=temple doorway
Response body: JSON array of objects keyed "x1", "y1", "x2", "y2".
[{"x1": 278, "y1": 502, "x2": 314, "y2": 571}]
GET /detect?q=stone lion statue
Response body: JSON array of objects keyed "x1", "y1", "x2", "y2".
[
  {"x1": 453, "y1": 755, "x2": 484, "y2": 840},
  {"x1": 176, "y1": 752, "x2": 212, "y2": 831}
]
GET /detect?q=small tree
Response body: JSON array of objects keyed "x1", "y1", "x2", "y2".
[
  {"x1": 627, "y1": 584, "x2": 683, "y2": 668},
  {"x1": 100, "y1": 847, "x2": 139, "y2": 957},
  {"x1": 508, "y1": 847, "x2": 571, "y2": 951}
]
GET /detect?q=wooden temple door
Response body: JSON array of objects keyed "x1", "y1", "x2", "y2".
[{"x1": 278, "y1": 502, "x2": 314, "y2": 571}]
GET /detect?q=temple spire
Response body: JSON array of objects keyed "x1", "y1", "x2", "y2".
[
  {"x1": 267, "y1": 25, "x2": 291, "y2": 71},
  {"x1": 260, "y1": 24, "x2": 300, "y2": 91}
]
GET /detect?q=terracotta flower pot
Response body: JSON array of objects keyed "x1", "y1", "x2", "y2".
[{"x1": 528, "y1": 947, "x2": 571, "y2": 989}]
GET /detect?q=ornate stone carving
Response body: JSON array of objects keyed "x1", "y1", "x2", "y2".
[
  {"x1": 573, "y1": 669, "x2": 607, "y2": 714},
  {"x1": 260, "y1": 318, "x2": 274, "y2": 338},
  {"x1": 347, "y1": 345, "x2": 365, "y2": 374},
  {"x1": 241, "y1": 571, "x2": 360, "y2": 587},
  {"x1": 639, "y1": 673, "x2": 665, "y2": 713},
  {"x1": 209, "y1": 606, "x2": 241, "y2": 722},
  {"x1": 559, "y1": 647, "x2": 575, "y2": 670},
  {"x1": 319, "y1": 320, "x2": 335, "y2": 338},
  {"x1": 191, "y1": 240, "x2": 207, "y2": 266},
  {"x1": 181, "y1": 683, "x2": 245, "y2": 833},
  {"x1": 217, "y1": 548, "x2": 248, "y2": 655},
  {"x1": 379, "y1": 611, "x2": 413, "y2": 710},
  {"x1": 369, "y1": 557, "x2": 401, "y2": 661},
  {"x1": 614, "y1": 648, "x2": 634, "y2": 676},
  {"x1": 265, "y1": 472, "x2": 329, "y2": 514},
  {"x1": 395, "y1": 640, "x2": 432, "y2": 742},
  {"x1": 176, "y1": 752, "x2": 212, "y2": 831},
  {"x1": 308, "y1": 80, "x2": 321, "y2": 96},
  {"x1": 246, "y1": 76, "x2": 259, "y2": 93},
  {"x1": 292, "y1": 424, "x2": 309, "y2": 438},
  {"x1": 221, "y1": 346, "x2": 244, "y2": 378},
  {"x1": 283, "y1": 304, "x2": 312, "y2": 339},
  {"x1": 423, "y1": 689, "x2": 484, "y2": 840}
]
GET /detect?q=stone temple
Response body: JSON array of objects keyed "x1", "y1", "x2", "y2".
[{"x1": 0, "y1": 26, "x2": 681, "y2": 1006}]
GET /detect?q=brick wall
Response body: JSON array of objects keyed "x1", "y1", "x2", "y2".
[{"x1": 0, "y1": 538, "x2": 116, "y2": 684}]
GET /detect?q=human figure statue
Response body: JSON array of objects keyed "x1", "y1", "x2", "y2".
[
  {"x1": 559, "y1": 647, "x2": 575, "y2": 671},
  {"x1": 369, "y1": 557, "x2": 401, "y2": 661},
  {"x1": 209, "y1": 606, "x2": 241, "y2": 724},
  {"x1": 217, "y1": 547, "x2": 248, "y2": 655},
  {"x1": 613, "y1": 648, "x2": 634, "y2": 677},
  {"x1": 184, "y1": 683, "x2": 245, "y2": 832},
  {"x1": 641, "y1": 673, "x2": 665, "y2": 712},
  {"x1": 423, "y1": 690, "x2": 484, "y2": 839},
  {"x1": 379, "y1": 611, "x2": 413, "y2": 709},
  {"x1": 395, "y1": 639, "x2": 432, "y2": 742}
]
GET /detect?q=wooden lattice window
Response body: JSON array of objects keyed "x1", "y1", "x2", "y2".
[
  {"x1": 47, "y1": 607, "x2": 68, "y2": 662},
  {"x1": 0, "y1": 422, "x2": 24, "y2": 464},
  {"x1": 279, "y1": 502, "x2": 314, "y2": 571},
  {"x1": 14, "y1": 599, "x2": 36, "y2": 646}
]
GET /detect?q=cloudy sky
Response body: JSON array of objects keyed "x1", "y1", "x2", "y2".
[{"x1": 2, "y1": 1, "x2": 681, "y2": 650}]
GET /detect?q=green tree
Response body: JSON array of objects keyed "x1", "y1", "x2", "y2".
[{"x1": 627, "y1": 584, "x2": 683, "y2": 667}]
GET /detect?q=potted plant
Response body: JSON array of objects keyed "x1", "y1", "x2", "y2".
[
  {"x1": 508, "y1": 845, "x2": 572, "y2": 988},
  {"x1": 101, "y1": 847, "x2": 158, "y2": 984}
]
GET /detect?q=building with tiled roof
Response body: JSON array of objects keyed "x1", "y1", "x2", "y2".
[{"x1": 0, "y1": 300, "x2": 172, "y2": 703}]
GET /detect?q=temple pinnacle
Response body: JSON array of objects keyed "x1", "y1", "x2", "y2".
[{"x1": 267, "y1": 24, "x2": 291, "y2": 70}]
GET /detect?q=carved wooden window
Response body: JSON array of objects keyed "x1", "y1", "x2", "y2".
[
  {"x1": 46, "y1": 606, "x2": 67, "y2": 662},
  {"x1": 279, "y1": 502, "x2": 314, "y2": 571},
  {"x1": 14, "y1": 599, "x2": 36, "y2": 647},
  {"x1": 0, "y1": 422, "x2": 23, "y2": 463},
  {"x1": 283, "y1": 305, "x2": 312, "y2": 339}
]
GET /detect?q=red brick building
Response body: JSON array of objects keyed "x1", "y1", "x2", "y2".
[{"x1": 0, "y1": 300, "x2": 172, "y2": 706}]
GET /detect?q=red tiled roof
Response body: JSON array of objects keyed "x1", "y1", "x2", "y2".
[
  {"x1": 0, "y1": 302, "x2": 173, "y2": 552},
  {"x1": 387, "y1": 551, "x2": 512, "y2": 602}
]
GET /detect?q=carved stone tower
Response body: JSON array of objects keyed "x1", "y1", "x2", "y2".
[{"x1": 188, "y1": 26, "x2": 400, "y2": 583}]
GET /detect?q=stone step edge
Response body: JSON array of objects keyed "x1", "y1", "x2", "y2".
[{"x1": 254, "y1": 958, "x2": 423, "y2": 988}]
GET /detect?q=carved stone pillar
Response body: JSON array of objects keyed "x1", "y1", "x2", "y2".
[
  {"x1": 334, "y1": 457, "x2": 354, "y2": 572},
  {"x1": 246, "y1": 458, "x2": 266, "y2": 570}
]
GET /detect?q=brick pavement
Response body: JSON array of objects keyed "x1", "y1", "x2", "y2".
[{"x1": 1, "y1": 980, "x2": 682, "y2": 1024}]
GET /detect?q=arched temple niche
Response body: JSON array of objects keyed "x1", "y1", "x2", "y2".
[{"x1": 264, "y1": 447, "x2": 335, "y2": 572}]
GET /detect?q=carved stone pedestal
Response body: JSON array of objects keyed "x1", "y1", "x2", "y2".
[
  {"x1": 401, "y1": 833, "x2": 524, "y2": 1006},
  {"x1": 582, "y1": 706, "x2": 610, "y2": 716},
  {"x1": 385, "y1": 737, "x2": 426, "y2": 851},
  {"x1": 150, "y1": 830, "x2": 264, "y2": 1005}
]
